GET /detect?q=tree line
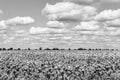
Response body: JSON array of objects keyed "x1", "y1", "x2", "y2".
[{"x1": 0, "y1": 47, "x2": 118, "y2": 51}]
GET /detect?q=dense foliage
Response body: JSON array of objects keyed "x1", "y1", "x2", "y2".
[{"x1": 0, "y1": 50, "x2": 120, "y2": 80}]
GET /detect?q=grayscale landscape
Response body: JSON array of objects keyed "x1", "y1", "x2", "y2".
[{"x1": 0, "y1": 0, "x2": 120, "y2": 80}]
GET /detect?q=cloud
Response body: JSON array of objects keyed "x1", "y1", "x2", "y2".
[
  {"x1": 0, "y1": 10, "x2": 3, "y2": 14},
  {"x1": 62, "y1": 36, "x2": 72, "y2": 41},
  {"x1": 63, "y1": 0, "x2": 120, "y2": 5},
  {"x1": 46, "y1": 21, "x2": 67, "y2": 29},
  {"x1": 29, "y1": 27, "x2": 48, "y2": 34},
  {"x1": 15, "y1": 30, "x2": 26, "y2": 34},
  {"x1": 0, "y1": 21, "x2": 8, "y2": 29},
  {"x1": 14, "y1": 30, "x2": 28, "y2": 37},
  {"x1": 0, "y1": 30, "x2": 6, "y2": 34},
  {"x1": 0, "y1": 16, "x2": 35, "y2": 29},
  {"x1": 105, "y1": 27, "x2": 117, "y2": 31},
  {"x1": 79, "y1": 31, "x2": 96, "y2": 35},
  {"x1": 105, "y1": 19, "x2": 120, "y2": 27},
  {"x1": 0, "y1": 34, "x2": 7, "y2": 40},
  {"x1": 95, "y1": 9, "x2": 120, "y2": 21},
  {"x1": 3, "y1": 37, "x2": 15, "y2": 44},
  {"x1": 95, "y1": 28, "x2": 120, "y2": 36},
  {"x1": 29, "y1": 27, "x2": 70, "y2": 35},
  {"x1": 101, "y1": 0, "x2": 120, "y2": 3},
  {"x1": 109, "y1": 29, "x2": 120, "y2": 36},
  {"x1": 5, "y1": 16, "x2": 35, "y2": 26},
  {"x1": 74, "y1": 21, "x2": 99, "y2": 31},
  {"x1": 63, "y1": 0, "x2": 97, "y2": 5},
  {"x1": 42, "y1": 2, "x2": 97, "y2": 21}
]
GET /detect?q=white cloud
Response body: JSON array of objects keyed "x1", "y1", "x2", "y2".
[
  {"x1": 109, "y1": 29, "x2": 120, "y2": 36},
  {"x1": 15, "y1": 30, "x2": 28, "y2": 37},
  {"x1": 0, "y1": 21, "x2": 8, "y2": 29},
  {"x1": 105, "y1": 27, "x2": 117, "y2": 31},
  {"x1": 15, "y1": 30, "x2": 26, "y2": 34},
  {"x1": 3, "y1": 37, "x2": 15, "y2": 44},
  {"x1": 74, "y1": 21, "x2": 99, "y2": 31},
  {"x1": 29, "y1": 27, "x2": 48, "y2": 34},
  {"x1": 63, "y1": 0, "x2": 96, "y2": 5},
  {"x1": 29, "y1": 27, "x2": 70, "y2": 35},
  {"x1": 42, "y1": 2, "x2": 97, "y2": 21},
  {"x1": 0, "y1": 34, "x2": 7, "y2": 39},
  {"x1": 47, "y1": 21, "x2": 67, "y2": 29},
  {"x1": 0, "y1": 30, "x2": 5, "y2": 34},
  {"x1": 0, "y1": 16, "x2": 35, "y2": 30},
  {"x1": 95, "y1": 9, "x2": 120, "y2": 21},
  {"x1": 64, "y1": 0, "x2": 120, "y2": 4},
  {"x1": 106, "y1": 19, "x2": 120, "y2": 27},
  {"x1": 62, "y1": 36, "x2": 72, "y2": 40},
  {"x1": 80, "y1": 31, "x2": 96, "y2": 35},
  {"x1": 5, "y1": 16, "x2": 35, "y2": 26}
]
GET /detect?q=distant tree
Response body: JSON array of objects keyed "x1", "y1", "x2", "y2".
[
  {"x1": 95, "y1": 49, "x2": 98, "y2": 51},
  {"x1": 3, "y1": 48, "x2": 6, "y2": 50},
  {"x1": 60, "y1": 49, "x2": 65, "y2": 50},
  {"x1": 17, "y1": 48, "x2": 21, "y2": 50},
  {"x1": 8, "y1": 47, "x2": 13, "y2": 50},
  {"x1": 0, "y1": 48, "x2": 2, "y2": 50},
  {"x1": 74, "y1": 49, "x2": 77, "y2": 50},
  {"x1": 68, "y1": 48, "x2": 71, "y2": 50},
  {"x1": 78, "y1": 48, "x2": 84, "y2": 50},
  {"x1": 39, "y1": 47, "x2": 42, "y2": 50},
  {"x1": 52, "y1": 48, "x2": 59, "y2": 50},
  {"x1": 44, "y1": 48, "x2": 51, "y2": 50},
  {"x1": 91, "y1": 49, "x2": 95, "y2": 51},
  {"x1": 28, "y1": 48, "x2": 31, "y2": 50},
  {"x1": 88, "y1": 48, "x2": 92, "y2": 51},
  {"x1": 111, "y1": 49, "x2": 114, "y2": 51},
  {"x1": 82, "y1": 48, "x2": 87, "y2": 50}
]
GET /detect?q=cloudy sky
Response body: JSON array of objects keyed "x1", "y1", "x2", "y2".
[{"x1": 0, "y1": 0, "x2": 120, "y2": 49}]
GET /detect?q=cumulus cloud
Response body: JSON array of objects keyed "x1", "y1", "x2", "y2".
[
  {"x1": 0, "y1": 21, "x2": 8, "y2": 29},
  {"x1": 0, "y1": 30, "x2": 6, "y2": 34},
  {"x1": 105, "y1": 19, "x2": 120, "y2": 27},
  {"x1": 5, "y1": 16, "x2": 35, "y2": 26},
  {"x1": 15, "y1": 30, "x2": 26, "y2": 34},
  {"x1": 63, "y1": 0, "x2": 97, "y2": 5},
  {"x1": 95, "y1": 9, "x2": 120, "y2": 21},
  {"x1": 64, "y1": 0, "x2": 120, "y2": 4},
  {"x1": 46, "y1": 21, "x2": 67, "y2": 29},
  {"x1": 29, "y1": 27, "x2": 48, "y2": 34},
  {"x1": 0, "y1": 16, "x2": 35, "y2": 30},
  {"x1": 29, "y1": 27, "x2": 70, "y2": 35},
  {"x1": 42, "y1": 2, "x2": 97, "y2": 21},
  {"x1": 74, "y1": 21, "x2": 99, "y2": 31},
  {"x1": 101, "y1": 29, "x2": 120, "y2": 36},
  {"x1": 14, "y1": 30, "x2": 29, "y2": 37},
  {"x1": 0, "y1": 16, "x2": 35, "y2": 29},
  {"x1": 41, "y1": 0, "x2": 120, "y2": 47},
  {"x1": 80, "y1": 31, "x2": 97, "y2": 35},
  {"x1": 3, "y1": 37, "x2": 15, "y2": 44},
  {"x1": 105, "y1": 27, "x2": 117, "y2": 31},
  {"x1": 62, "y1": 36, "x2": 72, "y2": 41}
]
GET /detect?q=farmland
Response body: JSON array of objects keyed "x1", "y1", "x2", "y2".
[{"x1": 0, "y1": 50, "x2": 120, "y2": 80}]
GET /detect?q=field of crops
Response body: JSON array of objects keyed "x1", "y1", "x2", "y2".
[{"x1": 0, "y1": 50, "x2": 120, "y2": 80}]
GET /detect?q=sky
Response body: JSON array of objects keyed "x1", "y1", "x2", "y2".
[{"x1": 0, "y1": 0, "x2": 120, "y2": 49}]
